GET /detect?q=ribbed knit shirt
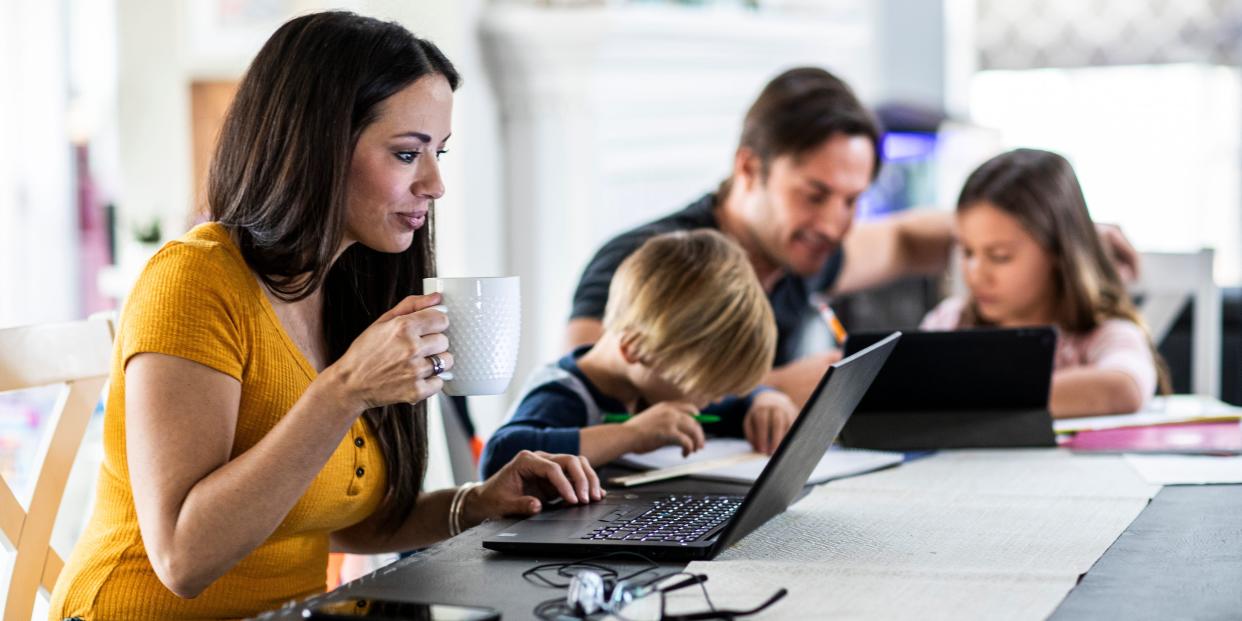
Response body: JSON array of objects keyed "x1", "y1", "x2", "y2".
[{"x1": 49, "y1": 223, "x2": 387, "y2": 620}]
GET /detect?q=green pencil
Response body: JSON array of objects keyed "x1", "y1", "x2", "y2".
[{"x1": 602, "y1": 412, "x2": 721, "y2": 424}]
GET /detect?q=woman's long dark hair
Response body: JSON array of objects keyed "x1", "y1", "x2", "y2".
[{"x1": 208, "y1": 11, "x2": 460, "y2": 530}]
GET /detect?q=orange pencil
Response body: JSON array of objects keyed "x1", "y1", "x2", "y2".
[{"x1": 811, "y1": 294, "x2": 848, "y2": 344}]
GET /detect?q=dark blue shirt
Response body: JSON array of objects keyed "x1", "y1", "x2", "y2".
[{"x1": 479, "y1": 346, "x2": 759, "y2": 478}]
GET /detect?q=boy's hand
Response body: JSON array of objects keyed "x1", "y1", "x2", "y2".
[
  {"x1": 745, "y1": 390, "x2": 798, "y2": 455},
  {"x1": 622, "y1": 401, "x2": 706, "y2": 457}
]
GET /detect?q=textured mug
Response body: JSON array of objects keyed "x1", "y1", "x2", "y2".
[{"x1": 422, "y1": 276, "x2": 521, "y2": 396}]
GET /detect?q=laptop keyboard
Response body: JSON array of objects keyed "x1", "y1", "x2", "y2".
[{"x1": 581, "y1": 495, "x2": 743, "y2": 543}]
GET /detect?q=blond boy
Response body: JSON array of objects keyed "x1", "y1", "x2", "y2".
[{"x1": 480, "y1": 230, "x2": 799, "y2": 477}]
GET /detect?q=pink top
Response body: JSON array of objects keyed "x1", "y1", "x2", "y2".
[{"x1": 921, "y1": 297, "x2": 1158, "y2": 405}]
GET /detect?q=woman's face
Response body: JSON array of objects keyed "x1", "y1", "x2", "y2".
[
  {"x1": 344, "y1": 74, "x2": 454, "y2": 254},
  {"x1": 957, "y1": 201, "x2": 1057, "y2": 326}
]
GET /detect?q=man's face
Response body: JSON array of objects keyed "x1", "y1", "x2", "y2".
[{"x1": 740, "y1": 133, "x2": 875, "y2": 277}]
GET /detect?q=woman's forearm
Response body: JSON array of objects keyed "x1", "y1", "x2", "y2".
[{"x1": 330, "y1": 488, "x2": 458, "y2": 554}]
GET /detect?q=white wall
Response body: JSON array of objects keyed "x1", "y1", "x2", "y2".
[
  {"x1": 0, "y1": 0, "x2": 76, "y2": 328},
  {"x1": 874, "y1": 0, "x2": 947, "y2": 108}
]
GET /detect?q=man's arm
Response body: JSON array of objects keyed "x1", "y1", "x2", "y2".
[
  {"x1": 763, "y1": 351, "x2": 841, "y2": 408},
  {"x1": 830, "y1": 209, "x2": 954, "y2": 296},
  {"x1": 830, "y1": 209, "x2": 1141, "y2": 297}
]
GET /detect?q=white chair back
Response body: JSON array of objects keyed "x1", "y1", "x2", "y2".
[
  {"x1": 0, "y1": 314, "x2": 113, "y2": 620},
  {"x1": 1132, "y1": 249, "x2": 1220, "y2": 397}
]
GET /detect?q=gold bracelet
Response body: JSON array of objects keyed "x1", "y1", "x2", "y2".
[{"x1": 449, "y1": 482, "x2": 481, "y2": 537}]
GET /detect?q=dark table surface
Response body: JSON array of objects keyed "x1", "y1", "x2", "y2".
[{"x1": 255, "y1": 475, "x2": 1242, "y2": 620}]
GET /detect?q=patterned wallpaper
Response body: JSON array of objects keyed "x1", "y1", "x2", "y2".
[{"x1": 977, "y1": 0, "x2": 1242, "y2": 69}]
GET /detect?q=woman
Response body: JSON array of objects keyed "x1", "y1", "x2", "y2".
[
  {"x1": 50, "y1": 12, "x2": 603, "y2": 620},
  {"x1": 922, "y1": 148, "x2": 1166, "y2": 418}
]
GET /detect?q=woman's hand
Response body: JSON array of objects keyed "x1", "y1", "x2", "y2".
[
  {"x1": 622, "y1": 401, "x2": 707, "y2": 457},
  {"x1": 325, "y1": 293, "x2": 453, "y2": 411},
  {"x1": 465, "y1": 450, "x2": 605, "y2": 523},
  {"x1": 744, "y1": 390, "x2": 798, "y2": 455}
]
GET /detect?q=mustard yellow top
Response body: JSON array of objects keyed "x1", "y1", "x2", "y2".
[{"x1": 50, "y1": 223, "x2": 387, "y2": 620}]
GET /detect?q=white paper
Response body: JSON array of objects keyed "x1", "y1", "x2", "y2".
[
  {"x1": 616, "y1": 439, "x2": 903, "y2": 485},
  {"x1": 1054, "y1": 394, "x2": 1242, "y2": 434},
  {"x1": 1124, "y1": 454, "x2": 1242, "y2": 485}
]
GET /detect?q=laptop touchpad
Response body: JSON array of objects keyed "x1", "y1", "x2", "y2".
[{"x1": 526, "y1": 501, "x2": 620, "y2": 522}]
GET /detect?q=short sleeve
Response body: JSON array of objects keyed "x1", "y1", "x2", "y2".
[
  {"x1": 1082, "y1": 320, "x2": 1159, "y2": 400},
  {"x1": 920, "y1": 297, "x2": 967, "y2": 331},
  {"x1": 120, "y1": 241, "x2": 247, "y2": 381}
]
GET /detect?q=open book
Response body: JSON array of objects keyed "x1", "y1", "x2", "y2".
[{"x1": 614, "y1": 439, "x2": 904, "y2": 486}]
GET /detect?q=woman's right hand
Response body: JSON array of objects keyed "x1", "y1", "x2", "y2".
[
  {"x1": 622, "y1": 401, "x2": 706, "y2": 457},
  {"x1": 327, "y1": 293, "x2": 453, "y2": 411}
]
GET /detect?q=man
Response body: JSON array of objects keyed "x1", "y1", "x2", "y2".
[{"x1": 567, "y1": 67, "x2": 1136, "y2": 407}]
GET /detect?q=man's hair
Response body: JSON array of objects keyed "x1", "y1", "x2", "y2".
[
  {"x1": 723, "y1": 67, "x2": 882, "y2": 196},
  {"x1": 603, "y1": 230, "x2": 777, "y2": 400}
]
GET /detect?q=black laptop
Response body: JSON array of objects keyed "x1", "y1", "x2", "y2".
[
  {"x1": 838, "y1": 327, "x2": 1057, "y2": 451},
  {"x1": 481, "y1": 332, "x2": 900, "y2": 560}
]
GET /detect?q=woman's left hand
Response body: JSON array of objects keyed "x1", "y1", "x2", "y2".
[{"x1": 464, "y1": 450, "x2": 606, "y2": 525}]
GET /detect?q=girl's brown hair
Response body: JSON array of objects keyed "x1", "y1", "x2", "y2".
[
  {"x1": 956, "y1": 148, "x2": 1169, "y2": 393},
  {"x1": 208, "y1": 11, "x2": 459, "y2": 530}
]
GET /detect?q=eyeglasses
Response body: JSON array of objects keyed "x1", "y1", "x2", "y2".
[
  {"x1": 604, "y1": 572, "x2": 786, "y2": 621},
  {"x1": 525, "y1": 553, "x2": 786, "y2": 621}
]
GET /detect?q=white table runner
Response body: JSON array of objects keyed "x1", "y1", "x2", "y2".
[{"x1": 666, "y1": 449, "x2": 1158, "y2": 620}]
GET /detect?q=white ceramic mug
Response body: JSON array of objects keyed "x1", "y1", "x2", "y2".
[{"x1": 422, "y1": 276, "x2": 521, "y2": 396}]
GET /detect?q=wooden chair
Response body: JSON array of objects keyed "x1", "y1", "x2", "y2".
[{"x1": 0, "y1": 315, "x2": 113, "y2": 620}]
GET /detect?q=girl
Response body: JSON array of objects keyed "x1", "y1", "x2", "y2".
[{"x1": 922, "y1": 149, "x2": 1165, "y2": 418}]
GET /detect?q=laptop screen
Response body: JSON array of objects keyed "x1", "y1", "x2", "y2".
[{"x1": 713, "y1": 332, "x2": 900, "y2": 552}]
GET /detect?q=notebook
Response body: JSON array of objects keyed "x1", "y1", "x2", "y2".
[
  {"x1": 1063, "y1": 421, "x2": 1242, "y2": 454},
  {"x1": 614, "y1": 439, "x2": 904, "y2": 486},
  {"x1": 1053, "y1": 395, "x2": 1242, "y2": 434}
]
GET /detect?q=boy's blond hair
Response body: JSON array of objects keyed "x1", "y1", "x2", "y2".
[{"x1": 603, "y1": 230, "x2": 777, "y2": 400}]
